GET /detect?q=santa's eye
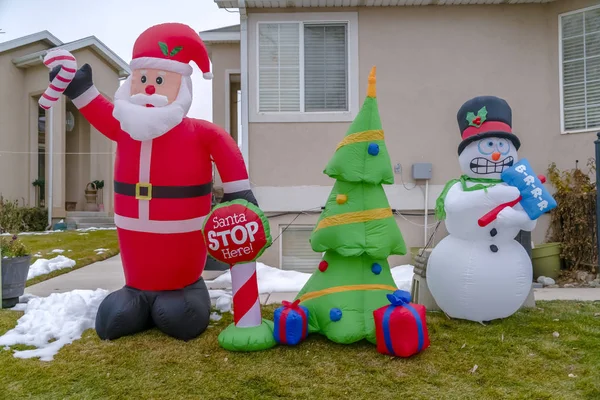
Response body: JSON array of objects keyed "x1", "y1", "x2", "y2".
[
  {"x1": 156, "y1": 76, "x2": 164, "y2": 85},
  {"x1": 497, "y1": 139, "x2": 511, "y2": 155},
  {"x1": 141, "y1": 75, "x2": 147, "y2": 84},
  {"x1": 478, "y1": 138, "x2": 496, "y2": 155}
]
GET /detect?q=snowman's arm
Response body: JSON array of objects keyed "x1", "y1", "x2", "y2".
[{"x1": 500, "y1": 204, "x2": 537, "y2": 232}]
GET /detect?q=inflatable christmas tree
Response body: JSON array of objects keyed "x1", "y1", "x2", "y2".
[{"x1": 295, "y1": 67, "x2": 407, "y2": 345}]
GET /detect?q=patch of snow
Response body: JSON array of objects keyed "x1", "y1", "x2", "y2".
[
  {"x1": 76, "y1": 227, "x2": 116, "y2": 232},
  {"x1": 0, "y1": 289, "x2": 109, "y2": 361},
  {"x1": 207, "y1": 262, "x2": 415, "y2": 295},
  {"x1": 215, "y1": 294, "x2": 232, "y2": 313},
  {"x1": 210, "y1": 312, "x2": 222, "y2": 322},
  {"x1": 391, "y1": 265, "x2": 414, "y2": 292},
  {"x1": 50, "y1": 249, "x2": 65, "y2": 254},
  {"x1": 27, "y1": 256, "x2": 76, "y2": 280},
  {"x1": 94, "y1": 248, "x2": 108, "y2": 254},
  {"x1": 33, "y1": 253, "x2": 42, "y2": 258}
]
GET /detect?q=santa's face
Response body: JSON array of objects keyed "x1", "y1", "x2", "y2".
[
  {"x1": 458, "y1": 137, "x2": 518, "y2": 180},
  {"x1": 112, "y1": 69, "x2": 193, "y2": 142},
  {"x1": 130, "y1": 68, "x2": 182, "y2": 106}
]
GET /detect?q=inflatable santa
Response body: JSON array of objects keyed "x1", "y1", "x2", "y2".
[{"x1": 48, "y1": 23, "x2": 257, "y2": 341}]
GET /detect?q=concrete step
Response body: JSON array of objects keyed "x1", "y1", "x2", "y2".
[
  {"x1": 66, "y1": 217, "x2": 115, "y2": 224},
  {"x1": 67, "y1": 211, "x2": 110, "y2": 218},
  {"x1": 76, "y1": 222, "x2": 116, "y2": 229}
]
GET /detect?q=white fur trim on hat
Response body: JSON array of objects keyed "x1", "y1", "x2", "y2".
[
  {"x1": 203, "y1": 72, "x2": 213, "y2": 80},
  {"x1": 130, "y1": 57, "x2": 193, "y2": 76}
]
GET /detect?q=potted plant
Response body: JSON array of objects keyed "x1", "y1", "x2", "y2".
[
  {"x1": 84, "y1": 180, "x2": 103, "y2": 211},
  {"x1": 532, "y1": 242, "x2": 562, "y2": 280},
  {"x1": 1, "y1": 235, "x2": 31, "y2": 309},
  {"x1": 93, "y1": 180, "x2": 105, "y2": 211},
  {"x1": 32, "y1": 178, "x2": 45, "y2": 208}
]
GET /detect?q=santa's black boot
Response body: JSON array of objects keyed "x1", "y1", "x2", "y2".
[
  {"x1": 95, "y1": 286, "x2": 153, "y2": 340},
  {"x1": 151, "y1": 278, "x2": 211, "y2": 341}
]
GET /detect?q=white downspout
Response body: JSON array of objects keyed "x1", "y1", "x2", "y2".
[
  {"x1": 424, "y1": 179, "x2": 429, "y2": 247},
  {"x1": 239, "y1": 0, "x2": 249, "y2": 173},
  {"x1": 46, "y1": 107, "x2": 54, "y2": 230}
]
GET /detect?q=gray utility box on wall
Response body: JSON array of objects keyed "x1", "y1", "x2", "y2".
[{"x1": 412, "y1": 162, "x2": 433, "y2": 180}]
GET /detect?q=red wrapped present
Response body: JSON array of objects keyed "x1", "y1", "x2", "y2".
[{"x1": 373, "y1": 290, "x2": 430, "y2": 357}]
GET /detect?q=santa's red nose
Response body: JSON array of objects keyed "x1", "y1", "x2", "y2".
[{"x1": 145, "y1": 85, "x2": 156, "y2": 95}]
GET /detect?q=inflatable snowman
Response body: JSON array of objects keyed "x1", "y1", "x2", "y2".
[{"x1": 427, "y1": 96, "x2": 535, "y2": 323}]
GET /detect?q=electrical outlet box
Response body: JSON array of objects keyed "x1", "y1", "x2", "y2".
[{"x1": 412, "y1": 162, "x2": 433, "y2": 180}]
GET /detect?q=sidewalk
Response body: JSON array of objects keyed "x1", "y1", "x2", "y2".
[{"x1": 24, "y1": 256, "x2": 600, "y2": 303}]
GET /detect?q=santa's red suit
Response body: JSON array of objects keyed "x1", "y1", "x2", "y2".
[{"x1": 50, "y1": 23, "x2": 257, "y2": 341}]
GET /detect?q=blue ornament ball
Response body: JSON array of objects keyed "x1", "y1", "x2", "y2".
[
  {"x1": 367, "y1": 143, "x2": 379, "y2": 156},
  {"x1": 371, "y1": 263, "x2": 382, "y2": 275},
  {"x1": 330, "y1": 308, "x2": 343, "y2": 322}
]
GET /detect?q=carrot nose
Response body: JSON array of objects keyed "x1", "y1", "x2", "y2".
[
  {"x1": 492, "y1": 152, "x2": 501, "y2": 161},
  {"x1": 145, "y1": 85, "x2": 156, "y2": 95}
]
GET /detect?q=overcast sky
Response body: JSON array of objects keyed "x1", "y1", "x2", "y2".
[{"x1": 0, "y1": 0, "x2": 240, "y2": 121}]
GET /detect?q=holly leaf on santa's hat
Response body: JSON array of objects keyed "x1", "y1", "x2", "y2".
[
  {"x1": 158, "y1": 42, "x2": 169, "y2": 57},
  {"x1": 466, "y1": 111, "x2": 476, "y2": 125},
  {"x1": 170, "y1": 46, "x2": 183, "y2": 56}
]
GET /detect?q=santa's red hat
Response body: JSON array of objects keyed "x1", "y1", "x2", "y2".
[{"x1": 129, "y1": 22, "x2": 212, "y2": 79}]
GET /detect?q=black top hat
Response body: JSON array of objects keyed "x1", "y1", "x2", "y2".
[{"x1": 456, "y1": 95, "x2": 521, "y2": 155}]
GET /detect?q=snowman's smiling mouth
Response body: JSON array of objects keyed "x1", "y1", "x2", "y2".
[{"x1": 470, "y1": 156, "x2": 514, "y2": 174}]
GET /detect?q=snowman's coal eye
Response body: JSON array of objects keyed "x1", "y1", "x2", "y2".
[
  {"x1": 497, "y1": 139, "x2": 511, "y2": 155},
  {"x1": 478, "y1": 139, "x2": 496, "y2": 155}
]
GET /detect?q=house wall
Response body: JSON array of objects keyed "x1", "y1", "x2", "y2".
[
  {"x1": 0, "y1": 42, "x2": 122, "y2": 219},
  {"x1": 207, "y1": 43, "x2": 242, "y2": 190},
  {"x1": 235, "y1": 0, "x2": 600, "y2": 267},
  {"x1": 0, "y1": 42, "x2": 50, "y2": 206}
]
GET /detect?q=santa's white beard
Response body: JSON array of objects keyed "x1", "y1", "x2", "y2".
[{"x1": 112, "y1": 75, "x2": 193, "y2": 142}]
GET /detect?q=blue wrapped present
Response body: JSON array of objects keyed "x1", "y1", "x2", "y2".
[{"x1": 273, "y1": 299, "x2": 309, "y2": 345}]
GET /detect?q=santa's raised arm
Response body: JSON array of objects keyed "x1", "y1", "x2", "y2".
[{"x1": 48, "y1": 23, "x2": 256, "y2": 342}]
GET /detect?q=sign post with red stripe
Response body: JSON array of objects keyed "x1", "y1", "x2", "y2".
[{"x1": 202, "y1": 199, "x2": 277, "y2": 351}]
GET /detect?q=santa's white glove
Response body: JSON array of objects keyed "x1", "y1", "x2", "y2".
[
  {"x1": 485, "y1": 185, "x2": 521, "y2": 205},
  {"x1": 496, "y1": 207, "x2": 536, "y2": 231}
]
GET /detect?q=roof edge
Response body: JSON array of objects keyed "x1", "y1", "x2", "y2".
[
  {"x1": 199, "y1": 30, "x2": 241, "y2": 45},
  {"x1": 0, "y1": 30, "x2": 63, "y2": 54},
  {"x1": 12, "y1": 36, "x2": 131, "y2": 77}
]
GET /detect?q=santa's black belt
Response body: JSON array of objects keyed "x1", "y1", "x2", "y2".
[{"x1": 114, "y1": 181, "x2": 212, "y2": 200}]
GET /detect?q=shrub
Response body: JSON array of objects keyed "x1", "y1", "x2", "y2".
[
  {"x1": 547, "y1": 159, "x2": 597, "y2": 271},
  {"x1": 0, "y1": 197, "x2": 48, "y2": 234},
  {"x1": 0, "y1": 235, "x2": 30, "y2": 258}
]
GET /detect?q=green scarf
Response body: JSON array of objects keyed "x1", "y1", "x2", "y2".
[{"x1": 435, "y1": 175, "x2": 503, "y2": 220}]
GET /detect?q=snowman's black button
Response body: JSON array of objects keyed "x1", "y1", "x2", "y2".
[
  {"x1": 490, "y1": 244, "x2": 499, "y2": 253},
  {"x1": 490, "y1": 228, "x2": 497, "y2": 237}
]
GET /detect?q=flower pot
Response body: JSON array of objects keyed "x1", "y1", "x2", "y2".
[
  {"x1": 531, "y1": 242, "x2": 562, "y2": 280},
  {"x1": 1, "y1": 255, "x2": 31, "y2": 309}
]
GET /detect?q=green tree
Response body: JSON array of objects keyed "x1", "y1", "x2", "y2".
[{"x1": 295, "y1": 67, "x2": 407, "y2": 345}]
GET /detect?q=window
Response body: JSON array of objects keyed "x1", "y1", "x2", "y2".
[
  {"x1": 560, "y1": 5, "x2": 600, "y2": 132},
  {"x1": 253, "y1": 13, "x2": 358, "y2": 123},
  {"x1": 280, "y1": 225, "x2": 323, "y2": 272}
]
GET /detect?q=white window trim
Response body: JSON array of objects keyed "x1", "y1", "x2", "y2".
[
  {"x1": 250, "y1": 12, "x2": 359, "y2": 123},
  {"x1": 558, "y1": 4, "x2": 600, "y2": 135},
  {"x1": 278, "y1": 224, "x2": 321, "y2": 271}
]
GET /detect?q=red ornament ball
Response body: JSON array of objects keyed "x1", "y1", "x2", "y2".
[{"x1": 318, "y1": 261, "x2": 329, "y2": 272}]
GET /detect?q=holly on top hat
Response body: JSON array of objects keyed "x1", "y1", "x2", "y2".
[
  {"x1": 129, "y1": 22, "x2": 213, "y2": 79},
  {"x1": 456, "y1": 95, "x2": 520, "y2": 155}
]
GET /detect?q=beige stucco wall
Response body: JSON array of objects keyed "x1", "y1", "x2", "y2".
[
  {"x1": 233, "y1": 0, "x2": 600, "y2": 266},
  {"x1": 0, "y1": 42, "x2": 121, "y2": 218},
  {"x1": 207, "y1": 43, "x2": 242, "y2": 190},
  {"x1": 0, "y1": 42, "x2": 50, "y2": 207}
]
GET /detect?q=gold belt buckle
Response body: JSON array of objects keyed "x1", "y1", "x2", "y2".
[{"x1": 135, "y1": 182, "x2": 152, "y2": 200}]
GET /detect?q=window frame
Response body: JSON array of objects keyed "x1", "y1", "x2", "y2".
[
  {"x1": 251, "y1": 12, "x2": 359, "y2": 123},
  {"x1": 278, "y1": 224, "x2": 323, "y2": 271},
  {"x1": 558, "y1": 4, "x2": 600, "y2": 134}
]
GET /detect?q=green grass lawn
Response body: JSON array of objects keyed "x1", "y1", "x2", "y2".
[
  {"x1": 1, "y1": 301, "x2": 599, "y2": 399},
  {"x1": 16, "y1": 230, "x2": 119, "y2": 286}
]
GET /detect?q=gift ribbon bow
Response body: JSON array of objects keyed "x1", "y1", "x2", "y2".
[
  {"x1": 383, "y1": 290, "x2": 425, "y2": 355},
  {"x1": 282, "y1": 299, "x2": 302, "y2": 309}
]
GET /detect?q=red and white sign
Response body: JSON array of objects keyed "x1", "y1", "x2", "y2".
[{"x1": 203, "y1": 202, "x2": 269, "y2": 265}]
